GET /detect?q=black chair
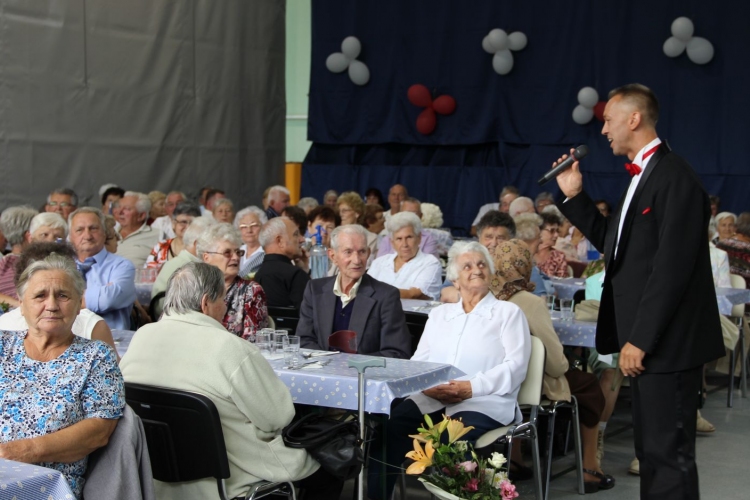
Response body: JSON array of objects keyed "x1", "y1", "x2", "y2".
[
  {"x1": 125, "y1": 383, "x2": 296, "y2": 500},
  {"x1": 149, "y1": 291, "x2": 166, "y2": 321},
  {"x1": 404, "y1": 311, "x2": 428, "y2": 355},
  {"x1": 267, "y1": 306, "x2": 300, "y2": 335}
]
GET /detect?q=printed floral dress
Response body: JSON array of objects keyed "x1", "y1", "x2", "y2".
[{"x1": 222, "y1": 278, "x2": 269, "y2": 341}]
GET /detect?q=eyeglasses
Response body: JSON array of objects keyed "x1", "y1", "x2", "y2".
[
  {"x1": 542, "y1": 227, "x2": 560, "y2": 234},
  {"x1": 48, "y1": 201, "x2": 73, "y2": 207},
  {"x1": 205, "y1": 249, "x2": 245, "y2": 259},
  {"x1": 173, "y1": 218, "x2": 192, "y2": 226},
  {"x1": 239, "y1": 223, "x2": 260, "y2": 230}
]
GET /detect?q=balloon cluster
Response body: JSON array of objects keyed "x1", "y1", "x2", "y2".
[
  {"x1": 407, "y1": 84, "x2": 456, "y2": 135},
  {"x1": 325, "y1": 36, "x2": 371, "y2": 85},
  {"x1": 663, "y1": 17, "x2": 714, "y2": 65},
  {"x1": 481, "y1": 29, "x2": 528, "y2": 75},
  {"x1": 572, "y1": 87, "x2": 606, "y2": 125}
]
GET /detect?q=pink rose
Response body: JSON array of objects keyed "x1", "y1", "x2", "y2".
[
  {"x1": 501, "y1": 480, "x2": 519, "y2": 499},
  {"x1": 462, "y1": 478, "x2": 480, "y2": 492},
  {"x1": 459, "y1": 461, "x2": 477, "y2": 473}
]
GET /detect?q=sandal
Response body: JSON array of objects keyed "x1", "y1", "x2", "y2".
[{"x1": 583, "y1": 468, "x2": 616, "y2": 493}]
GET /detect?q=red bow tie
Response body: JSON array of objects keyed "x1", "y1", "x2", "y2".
[{"x1": 624, "y1": 163, "x2": 642, "y2": 177}]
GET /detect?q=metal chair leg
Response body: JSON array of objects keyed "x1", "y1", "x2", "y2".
[
  {"x1": 543, "y1": 409, "x2": 557, "y2": 500},
  {"x1": 729, "y1": 343, "x2": 737, "y2": 408},
  {"x1": 740, "y1": 319, "x2": 747, "y2": 398},
  {"x1": 528, "y1": 424, "x2": 544, "y2": 500},
  {"x1": 569, "y1": 397, "x2": 585, "y2": 495}
]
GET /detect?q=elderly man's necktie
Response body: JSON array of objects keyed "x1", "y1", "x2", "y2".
[{"x1": 77, "y1": 258, "x2": 95, "y2": 279}]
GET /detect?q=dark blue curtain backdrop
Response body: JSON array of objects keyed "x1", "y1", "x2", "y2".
[{"x1": 302, "y1": 0, "x2": 750, "y2": 232}]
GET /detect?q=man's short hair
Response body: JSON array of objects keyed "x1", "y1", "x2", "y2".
[
  {"x1": 48, "y1": 188, "x2": 78, "y2": 207},
  {"x1": 534, "y1": 192, "x2": 555, "y2": 209},
  {"x1": 167, "y1": 190, "x2": 187, "y2": 200},
  {"x1": 204, "y1": 189, "x2": 225, "y2": 205},
  {"x1": 608, "y1": 83, "x2": 660, "y2": 127},
  {"x1": 307, "y1": 206, "x2": 341, "y2": 226},
  {"x1": 173, "y1": 202, "x2": 202, "y2": 218},
  {"x1": 508, "y1": 197, "x2": 534, "y2": 218},
  {"x1": 708, "y1": 195, "x2": 720, "y2": 207},
  {"x1": 330, "y1": 225, "x2": 369, "y2": 251},
  {"x1": 297, "y1": 197, "x2": 319, "y2": 212},
  {"x1": 499, "y1": 185, "x2": 520, "y2": 199},
  {"x1": 163, "y1": 262, "x2": 225, "y2": 316},
  {"x1": 123, "y1": 191, "x2": 151, "y2": 215},
  {"x1": 68, "y1": 207, "x2": 107, "y2": 231},
  {"x1": 258, "y1": 217, "x2": 289, "y2": 249},
  {"x1": 0, "y1": 206, "x2": 39, "y2": 246},
  {"x1": 268, "y1": 185, "x2": 290, "y2": 202},
  {"x1": 476, "y1": 210, "x2": 515, "y2": 238}
]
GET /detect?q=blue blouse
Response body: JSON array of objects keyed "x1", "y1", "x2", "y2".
[{"x1": 0, "y1": 330, "x2": 125, "y2": 498}]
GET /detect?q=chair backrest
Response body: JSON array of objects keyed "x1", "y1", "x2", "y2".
[
  {"x1": 517, "y1": 336, "x2": 546, "y2": 407},
  {"x1": 267, "y1": 305, "x2": 300, "y2": 335},
  {"x1": 124, "y1": 382, "x2": 230, "y2": 483},
  {"x1": 729, "y1": 274, "x2": 747, "y2": 318},
  {"x1": 328, "y1": 329, "x2": 358, "y2": 353}
]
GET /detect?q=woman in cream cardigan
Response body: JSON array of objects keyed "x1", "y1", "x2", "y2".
[{"x1": 489, "y1": 239, "x2": 614, "y2": 494}]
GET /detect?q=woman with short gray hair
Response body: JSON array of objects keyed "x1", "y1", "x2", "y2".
[
  {"x1": 212, "y1": 198, "x2": 235, "y2": 224},
  {"x1": 198, "y1": 223, "x2": 269, "y2": 340},
  {"x1": 234, "y1": 206, "x2": 267, "y2": 277},
  {"x1": 0, "y1": 205, "x2": 39, "y2": 302},
  {"x1": 367, "y1": 211, "x2": 442, "y2": 300},
  {"x1": 29, "y1": 212, "x2": 68, "y2": 243}
]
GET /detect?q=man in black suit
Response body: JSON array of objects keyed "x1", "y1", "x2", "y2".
[
  {"x1": 554, "y1": 84, "x2": 724, "y2": 500},
  {"x1": 296, "y1": 224, "x2": 411, "y2": 359}
]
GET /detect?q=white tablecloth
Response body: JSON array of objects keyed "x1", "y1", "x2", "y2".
[{"x1": 0, "y1": 458, "x2": 75, "y2": 499}]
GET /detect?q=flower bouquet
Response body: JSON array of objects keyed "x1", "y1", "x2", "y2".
[{"x1": 405, "y1": 414, "x2": 519, "y2": 500}]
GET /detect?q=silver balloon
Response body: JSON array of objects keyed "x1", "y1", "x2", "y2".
[
  {"x1": 508, "y1": 31, "x2": 528, "y2": 51},
  {"x1": 577, "y1": 87, "x2": 599, "y2": 108},
  {"x1": 482, "y1": 35, "x2": 495, "y2": 54},
  {"x1": 488, "y1": 29, "x2": 509, "y2": 52},
  {"x1": 492, "y1": 49, "x2": 514, "y2": 75},
  {"x1": 572, "y1": 104, "x2": 594, "y2": 125},
  {"x1": 326, "y1": 52, "x2": 350, "y2": 73},
  {"x1": 671, "y1": 17, "x2": 694, "y2": 42},
  {"x1": 686, "y1": 37, "x2": 714, "y2": 65},
  {"x1": 341, "y1": 36, "x2": 361, "y2": 59},
  {"x1": 348, "y1": 60, "x2": 370, "y2": 85},
  {"x1": 663, "y1": 36, "x2": 686, "y2": 58}
]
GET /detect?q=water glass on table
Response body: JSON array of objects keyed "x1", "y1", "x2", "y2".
[
  {"x1": 273, "y1": 331, "x2": 289, "y2": 355},
  {"x1": 283, "y1": 336, "x2": 301, "y2": 367},
  {"x1": 560, "y1": 298, "x2": 574, "y2": 323},
  {"x1": 546, "y1": 294, "x2": 556, "y2": 313},
  {"x1": 256, "y1": 332, "x2": 272, "y2": 358}
]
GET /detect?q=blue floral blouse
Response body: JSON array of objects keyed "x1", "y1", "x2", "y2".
[{"x1": 0, "y1": 330, "x2": 125, "y2": 498}]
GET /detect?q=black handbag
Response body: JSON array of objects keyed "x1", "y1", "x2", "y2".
[{"x1": 282, "y1": 413, "x2": 364, "y2": 480}]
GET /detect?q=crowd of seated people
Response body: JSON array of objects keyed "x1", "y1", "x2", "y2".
[{"x1": 0, "y1": 180, "x2": 740, "y2": 499}]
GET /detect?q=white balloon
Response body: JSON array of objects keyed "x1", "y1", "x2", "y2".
[
  {"x1": 348, "y1": 60, "x2": 370, "y2": 85},
  {"x1": 663, "y1": 36, "x2": 686, "y2": 58},
  {"x1": 341, "y1": 36, "x2": 362, "y2": 59},
  {"x1": 572, "y1": 104, "x2": 594, "y2": 125},
  {"x1": 482, "y1": 35, "x2": 495, "y2": 54},
  {"x1": 671, "y1": 17, "x2": 694, "y2": 42},
  {"x1": 508, "y1": 31, "x2": 528, "y2": 51},
  {"x1": 488, "y1": 29, "x2": 509, "y2": 52},
  {"x1": 492, "y1": 49, "x2": 514, "y2": 75},
  {"x1": 577, "y1": 87, "x2": 599, "y2": 108},
  {"x1": 686, "y1": 37, "x2": 714, "y2": 65},
  {"x1": 326, "y1": 52, "x2": 350, "y2": 73}
]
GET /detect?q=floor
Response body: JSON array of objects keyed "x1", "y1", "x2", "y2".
[{"x1": 338, "y1": 375, "x2": 750, "y2": 499}]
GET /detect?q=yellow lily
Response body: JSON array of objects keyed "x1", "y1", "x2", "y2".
[
  {"x1": 405, "y1": 439, "x2": 434, "y2": 475},
  {"x1": 446, "y1": 418, "x2": 475, "y2": 444},
  {"x1": 409, "y1": 415, "x2": 450, "y2": 443}
]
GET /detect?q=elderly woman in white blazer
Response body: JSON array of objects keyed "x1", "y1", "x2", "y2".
[{"x1": 367, "y1": 240, "x2": 531, "y2": 500}]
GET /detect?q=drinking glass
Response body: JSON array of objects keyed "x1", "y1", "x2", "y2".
[
  {"x1": 560, "y1": 299, "x2": 574, "y2": 323},
  {"x1": 284, "y1": 336, "x2": 301, "y2": 367},
  {"x1": 273, "y1": 331, "x2": 289, "y2": 355},
  {"x1": 256, "y1": 332, "x2": 272, "y2": 358},
  {"x1": 546, "y1": 294, "x2": 556, "y2": 313}
]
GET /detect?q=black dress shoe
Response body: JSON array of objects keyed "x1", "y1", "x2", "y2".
[{"x1": 583, "y1": 468, "x2": 616, "y2": 493}]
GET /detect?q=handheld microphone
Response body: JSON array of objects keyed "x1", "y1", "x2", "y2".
[{"x1": 537, "y1": 145, "x2": 589, "y2": 185}]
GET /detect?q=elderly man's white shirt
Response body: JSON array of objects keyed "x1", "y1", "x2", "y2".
[
  {"x1": 367, "y1": 250, "x2": 442, "y2": 300},
  {"x1": 410, "y1": 293, "x2": 531, "y2": 425}
]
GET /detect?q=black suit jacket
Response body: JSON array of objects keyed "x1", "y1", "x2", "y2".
[
  {"x1": 254, "y1": 253, "x2": 310, "y2": 309},
  {"x1": 558, "y1": 143, "x2": 724, "y2": 373},
  {"x1": 296, "y1": 274, "x2": 411, "y2": 359}
]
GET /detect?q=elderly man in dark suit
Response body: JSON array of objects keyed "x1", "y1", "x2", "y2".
[
  {"x1": 554, "y1": 83, "x2": 724, "y2": 500},
  {"x1": 297, "y1": 224, "x2": 410, "y2": 359}
]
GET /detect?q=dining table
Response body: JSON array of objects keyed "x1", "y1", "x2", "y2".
[{"x1": 0, "y1": 458, "x2": 75, "y2": 499}]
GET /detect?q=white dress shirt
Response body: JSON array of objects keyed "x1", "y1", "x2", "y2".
[
  {"x1": 409, "y1": 293, "x2": 531, "y2": 425},
  {"x1": 367, "y1": 250, "x2": 443, "y2": 300},
  {"x1": 615, "y1": 137, "x2": 662, "y2": 257}
]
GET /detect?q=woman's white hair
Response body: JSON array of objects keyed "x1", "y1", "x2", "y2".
[
  {"x1": 234, "y1": 206, "x2": 267, "y2": 228},
  {"x1": 445, "y1": 241, "x2": 495, "y2": 283},
  {"x1": 386, "y1": 211, "x2": 422, "y2": 238},
  {"x1": 0, "y1": 206, "x2": 39, "y2": 246},
  {"x1": 195, "y1": 223, "x2": 242, "y2": 257},
  {"x1": 17, "y1": 253, "x2": 85, "y2": 299},
  {"x1": 715, "y1": 212, "x2": 737, "y2": 224},
  {"x1": 513, "y1": 213, "x2": 542, "y2": 241},
  {"x1": 213, "y1": 198, "x2": 234, "y2": 211},
  {"x1": 183, "y1": 216, "x2": 215, "y2": 248},
  {"x1": 29, "y1": 212, "x2": 68, "y2": 238}
]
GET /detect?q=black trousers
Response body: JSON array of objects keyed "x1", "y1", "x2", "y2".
[{"x1": 631, "y1": 367, "x2": 702, "y2": 500}]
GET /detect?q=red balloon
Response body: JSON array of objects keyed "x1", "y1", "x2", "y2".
[
  {"x1": 593, "y1": 101, "x2": 606, "y2": 122},
  {"x1": 408, "y1": 84, "x2": 433, "y2": 107},
  {"x1": 416, "y1": 107, "x2": 437, "y2": 135},
  {"x1": 432, "y1": 95, "x2": 456, "y2": 115}
]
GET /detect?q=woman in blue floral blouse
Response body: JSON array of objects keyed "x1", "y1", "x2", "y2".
[{"x1": 0, "y1": 253, "x2": 124, "y2": 498}]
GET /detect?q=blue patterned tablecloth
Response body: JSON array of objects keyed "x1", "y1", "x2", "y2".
[
  {"x1": 550, "y1": 278, "x2": 586, "y2": 300},
  {"x1": 269, "y1": 353, "x2": 465, "y2": 414},
  {"x1": 0, "y1": 459, "x2": 75, "y2": 499},
  {"x1": 550, "y1": 312, "x2": 597, "y2": 348},
  {"x1": 715, "y1": 287, "x2": 750, "y2": 315}
]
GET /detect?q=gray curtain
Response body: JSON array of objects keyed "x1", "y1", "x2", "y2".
[{"x1": 0, "y1": 0, "x2": 285, "y2": 210}]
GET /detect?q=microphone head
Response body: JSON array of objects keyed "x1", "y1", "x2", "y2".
[{"x1": 573, "y1": 145, "x2": 589, "y2": 160}]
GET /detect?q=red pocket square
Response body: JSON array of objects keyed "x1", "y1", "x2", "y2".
[{"x1": 642, "y1": 207, "x2": 651, "y2": 215}]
